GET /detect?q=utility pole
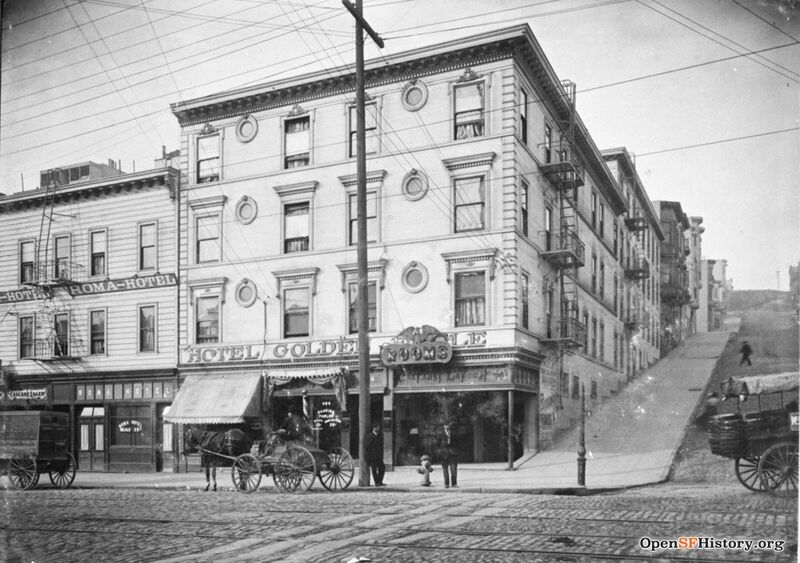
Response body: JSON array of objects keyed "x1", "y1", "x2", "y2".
[{"x1": 342, "y1": 0, "x2": 383, "y2": 487}]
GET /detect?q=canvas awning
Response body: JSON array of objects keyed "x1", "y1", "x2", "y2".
[
  {"x1": 265, "y1": 367, "x2": 347, "y2": 410},
  {"x1": 164, "y1": 373, "x2": 262, "y2": 424}
]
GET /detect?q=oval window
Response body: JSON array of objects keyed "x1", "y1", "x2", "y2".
[
  {"x1": 236, "y1": 115, "x2": 258, "y2": 143},
  {"x1": 402, "y1": 170, "x2": 428, "y2": 201},
  {"x1": 401, "y1": 262, "x2": 429, "y2": 294},
  {"x1": 235, "y1": 196, "x2": 258, "y2": 225},
  {"x1": 235, "y1": 279, "x2": 258, "y2": 307},
  {"x1": 401, "y1": 80, "x2": 428, "y2": 112}
]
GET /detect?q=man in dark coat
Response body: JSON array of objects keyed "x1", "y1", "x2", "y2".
[
  {"x1": 439, "y1": 423, "x2": 458, "y2": 488},
  {"x1": 739, "y1": 341, "x2": 753, "y2": 366},
  {"x1": 364, "y1": 423, "x2": 385, "y2": 486}
]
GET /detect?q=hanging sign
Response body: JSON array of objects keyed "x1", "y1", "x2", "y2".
[{"x1": 380, "y1": 325, "x2": 453, "y2": 366}]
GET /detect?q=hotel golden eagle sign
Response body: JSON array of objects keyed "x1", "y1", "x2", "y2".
[{"x1": 380, "y1": 325, "x2": 452, "y2": 366}]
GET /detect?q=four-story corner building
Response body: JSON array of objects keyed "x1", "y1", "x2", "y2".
[
  {"x1": 0, "y1": 163, "x2": 180, "y2": 472},
  {"x1": 168, "y1": 24, "x2": 659, "y2": 465}
]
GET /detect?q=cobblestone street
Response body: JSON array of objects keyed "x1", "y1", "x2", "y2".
[{"x1": 4, "y1": 483, "x2": 796, "y2": 562}]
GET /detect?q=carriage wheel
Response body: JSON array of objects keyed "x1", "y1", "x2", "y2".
[
  {"x1": 735, "y1": 456, "x2": 765, "y2": 492},
  {"x1": 8, "y1": 454, "x2": 38, "y2": 490},
  {"x1": 758, "y1": 442, "x2": 798, "y2": 497},
  {"x1": 319, "y1": 447, "x2": 355, "y2": 492},
  {"x1": 48, "y1": 453, "x2": 77, "y2": 489},
  {"x1": 231, "y1": 454, "x2": 262, "y2": 493},
  {"x1": 273, "y1": 445, "x2": 316, "y2": 492}
]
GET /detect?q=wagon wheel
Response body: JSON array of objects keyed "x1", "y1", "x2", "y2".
[
  {"x1": 273, "y1": 445, "x2": 316, "y2": 492},
  {"x1": 231, "y1": 454, "x2": 262, "y2": 493},
  {"x1": 319, "y1": 447, "x2": 355, "y2": 492},
  {"x1": 8, "y1": 454, "x2": 38, "y2": 490},
  {"x1": 735, "y1": 456, "x2": 766, "y2": 492},
  {"x1": 48, "y1": 453, "x2": 77, "y2": 489},
  {"x1": 758, "y1": 442, "x2": 798, "y2": 497}
]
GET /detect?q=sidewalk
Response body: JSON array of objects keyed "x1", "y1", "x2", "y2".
[{"x1": 2, "y1": 330, "x2": 731, "y2": 495}]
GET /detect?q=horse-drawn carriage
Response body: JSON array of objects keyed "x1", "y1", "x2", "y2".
[
  {"x1": 707, "y1": 371, "x2": 798, "y2": 496},
  {"x1": 183, "y1": 426, "x2": 354, "y2": 493},
  {"x1": 1, "y1": 410, "x2": 77, "y2": 490},
  {"x1": 166, "y1": 370, "x2": 355, "y2": 493}
]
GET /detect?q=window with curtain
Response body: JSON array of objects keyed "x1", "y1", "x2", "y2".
[
  {"x1": 90, "y1": 310, "x2": 105, "y2": 355},
  {"x1": 283, "y1": 287, "x2": 309, "y2": 337},
  {"x1": 196, "y1": 135, "x2": 220, "y2": 183},
  {"x1": 544, "y1": 124, "x2": 552, "y2": 163},
  {"x1": 90, "y1": 230, "x2": 106, "y2": 276},
  {"x1": 54, "y1": 313, "x2": 69, "y2": 356},
  {"x1": 520, "y1": 179, "x2": 529, "y2": 237},
  {"x1": 348, "y1": 192, "x2": 377, "y2": 245},
  {"x1": 19, "y1": 316, "x2": 33, "y2": 358},
  {"x1": 284, "y1": 202, "x2": 309, "y2": 253},
  {"x1": 196, "y1": 297, "x2": 219, "y2": 344},
  {"x1": 54, "y1": 235, "x2": 70, "y2": 279},
  {"x1": 348, "y1": 282, "x2": 376, "y2": 333},
  {"x1": 139, "y1": 306, "x2": 155, "y2": 352},
  {"x1": 20, "y1": 241, "x2": 34, "y2": 283},
  {"x1": 545, "y1": 207, "x2": 553, "y2": 251},
  {"x1": 454, "y1": 271, "x2": 485, "y2": 327},
  {"x1": 454, "y1": 83, "x2": 484, "y2": 139},
  {"x1": 454, "y1": 176, "x2": 484, "y2": 232},
  {"x1": 285, "y1": 116, "x2": 310, "y2": 168}
]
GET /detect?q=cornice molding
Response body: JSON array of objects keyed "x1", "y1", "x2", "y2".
[
  {"x1": 337, "y1": 169, "x2": 386, "y2": 190},
  {"x1": 171, "y1": 40, "x2": 518, "y2": 127},
  {"x1": 273, "y1": 180, "x2": 318, "y2": 199},
  {"x1": 0, "y1": 168, "x2": 179, "y2": 214}
]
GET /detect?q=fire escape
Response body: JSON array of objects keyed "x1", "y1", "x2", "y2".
[
  {"x1": 21, "y1": 170, "x2": 83, "y2": 362},
  {"x1": 623, "y1": 201, "x2": 649, "y2": 332},
  {"x1": 540, "y1": 80, "x2": 586, "y2": 349}
]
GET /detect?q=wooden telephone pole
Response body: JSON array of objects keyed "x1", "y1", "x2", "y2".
[{"x1": 342, "y1": 0, "x2": 383, "y2": 487}]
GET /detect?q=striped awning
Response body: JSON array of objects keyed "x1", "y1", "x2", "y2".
[
  {"x1": 267, "y1": 367, "x2": 343, "y2": 382},
  {"x1": 164, "y1": 373, "x2": 262, "y2": 424}
]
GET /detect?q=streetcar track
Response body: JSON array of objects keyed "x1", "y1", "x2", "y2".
[
  {"x1": 4, "y1": 514, "x2": 793, "y2": 544},
  {"x1": 340, "y1": 541, "x2": 786, "y2": 563}
]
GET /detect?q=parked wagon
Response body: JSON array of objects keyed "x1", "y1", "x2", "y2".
[
  {"x1": 166, "y1": 370, "x2": 355, "y2": 493},
  {"x1": 707, "y1": 372, "x2": 798, "y2": 496},
  {"x1": 1, "y1": 410, "x2": 77, "y2": 490},
  {"x1": 231, "y1": 431, "x2": 354, "y2": 493}
]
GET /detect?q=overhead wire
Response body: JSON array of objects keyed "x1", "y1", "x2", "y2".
[
  {"x1": 728, "y1": 0, "x2": 800, "y2": 43},
  {"x1": 1, "y1": 8, "x2": 348, "y2": 126},
  {"x1": 1, "y1": 0, "x2": 221, "y2": 84},
  {"x1": 3, "y1": 1, "x2": 796, "y2": 173},
  {"x1": 61, "y1": 0, "x2": 161, "y2": 151},
  {"x1": 2, "y1": 0, "x2": 157, "y2": 54},
  {"x1": 637, "y1": 0, "x2": 799, "y2": 83}
]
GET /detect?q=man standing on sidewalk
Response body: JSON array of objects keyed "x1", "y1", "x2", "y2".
[
  {"x1": 364, "y1": 423, "x2": 385, "y2": 486},
  {"x1": 440, "y1": 424, "x2": 458, "y2": 489}
]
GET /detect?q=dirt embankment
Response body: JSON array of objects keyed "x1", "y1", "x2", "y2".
[{"x1": 670, "y1": 294, "x2": 799, "y2": 484}]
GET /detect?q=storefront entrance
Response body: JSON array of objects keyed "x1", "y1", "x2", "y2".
[{"x1": 79, "y1": 407, "x2": 105, "y2": 471}]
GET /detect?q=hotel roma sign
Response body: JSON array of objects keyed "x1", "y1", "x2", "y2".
[
  {"x1": 380, "y1": 325, "x2": 452, "y2": 366},
  {"x1": 0, "y1": 273, "x2": 177, "y2": 303}
]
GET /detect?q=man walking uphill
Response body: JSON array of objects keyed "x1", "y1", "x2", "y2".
[
  {"x1": 739, "y1": 341, "x2": 753, "y2": 366},
  {"x1": 364, "y1": 423, "x2": 385, "y2": 486}
]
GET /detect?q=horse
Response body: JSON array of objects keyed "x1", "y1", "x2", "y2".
[{"x1": 184, "y1": 427, "x2": 252, "y2": 491}]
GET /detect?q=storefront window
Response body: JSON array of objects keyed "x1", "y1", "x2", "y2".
[{"x1": 109, "y1": 405, "x2": 152, "y2": 447}]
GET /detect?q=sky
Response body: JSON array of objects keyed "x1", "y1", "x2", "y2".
[{"x1": 1, "y1": 0, "x2": 798, "y2": 290}]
